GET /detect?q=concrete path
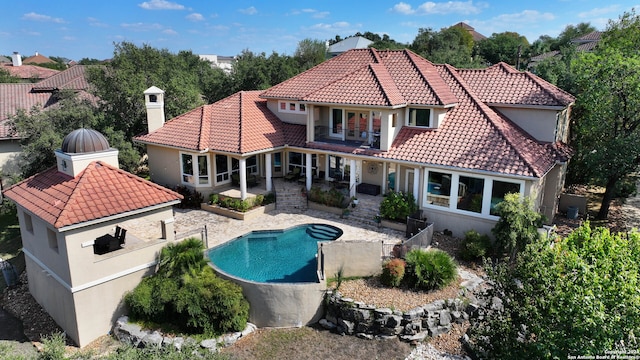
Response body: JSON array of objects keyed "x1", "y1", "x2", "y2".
[{"x1": 622, "y1": 181, "x2": 640, "y2": 231}]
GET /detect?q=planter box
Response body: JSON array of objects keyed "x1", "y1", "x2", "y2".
[
  {"x1": 308, "y1": 201, "x2": 344, "y2": 215},
  {"x1": 380, "y1": 219, "x2": 406, "y2": 232},
  {"x1": 200, "y1": 203, "x2": 275, "y2": 221}
]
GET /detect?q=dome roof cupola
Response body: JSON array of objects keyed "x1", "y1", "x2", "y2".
[
  {"x1": 56, "y1": 128, "x2": 119, "y2": 177},
  {"x1": 61, "y1": 128, "x2": 111, "y2": 154}
]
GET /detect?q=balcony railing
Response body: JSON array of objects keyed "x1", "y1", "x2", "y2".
[{"x1": 313, "y1": 126, "x2": 380, "y2": 149}]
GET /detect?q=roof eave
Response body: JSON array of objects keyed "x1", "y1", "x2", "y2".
[{"x1": 487, "y1": 103, "x2": 571, "y2": 110}]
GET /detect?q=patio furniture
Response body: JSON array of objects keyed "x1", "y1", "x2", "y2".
[
  {"x1": 284, "y1": 167, "x2": 301, "y2": 181},
  {"x1": 357, "y1": 183, "x2": 381, "y2": 196},
  {"x1": 231, "y1": 173, "x2": 260, "y2": 187}
]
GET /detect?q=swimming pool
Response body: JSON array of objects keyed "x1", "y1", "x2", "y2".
[{"x1": 208, "y1": 224, "x2": 343, "y2": 283}]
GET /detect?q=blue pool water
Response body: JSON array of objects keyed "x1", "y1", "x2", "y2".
[{"x1": 208, "y1": 224, "x2": 343, "y2": 283}]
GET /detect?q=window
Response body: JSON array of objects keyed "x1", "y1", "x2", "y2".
[
  {"x1": 278, "y1": 101, "x2": 308, "y2": 114},
  {"x1": 391, "y1": 113, "x2": 397, "y2": 128},
  {"x1": 427, "y1": 171, "x2": 452, "y2": 207},
  {"x1": 231, "y1": 156, "x2": 258, "y2": 175},
  {"x1": 331, "y1": 108, "x2": 343, "y2": 136},
  {"x1": 490, "y1": 181, "x2": 521, "y2": 215},
  {"x1": 47, "y1": 228, "x2": 58, "y2": 253},
  {"x1": 274, "y1": 153, "x2": 282, "y2": 173},
  {"x1": 408, "y1": 108, "x2": 431, "y2": 127},
  {"x1": 181, "y1": 153, "x2": 210, "y2": 186},
  {"x1": 215, "y1": 154, "x2": 229, "y2": 183},
  {"x1": 24, "y1": 213, "x2": 33, "y2": 234},
  {"x1": 457, "y1": 176, "x2": 485, "y2": 213},
  {"x1": 288, "y1": 152, "x2": 303, "y2": 172},
  {"x1": 329, "y1": 155, "x2": 346, "y2": 180}
]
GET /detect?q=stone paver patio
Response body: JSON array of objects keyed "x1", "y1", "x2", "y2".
[{"x1": 173, "y1": 207, "x2": 406, "y2": 249}]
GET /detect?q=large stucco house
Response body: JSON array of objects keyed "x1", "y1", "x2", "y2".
[
  {"x1": 135, "y1": 48, "x2": 574, "y2": 237},
  {"x1": 3, "y1": 129, "x2": 182, "y2": 347}
]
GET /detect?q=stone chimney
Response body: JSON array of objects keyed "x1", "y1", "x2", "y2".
[
  {"x1": 144, "y1": 86, "x2": 165, "y2": 133},
  {"x1": 11, "y1": 52, "x2": 22, "y2": 67}
]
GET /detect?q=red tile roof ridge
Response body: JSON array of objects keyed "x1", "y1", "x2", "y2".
[
  {"x1": 404, "y1": 49, "x2": 458, "y2": 106},
  {"x1": 368, "y1": 63, "x2": 406, "y2": 107},
  {"x1": 440, "y1": 63, "x2": 541, "y2": 176},
  {"x1": 524, "y1": 71, "x2": 576, "y2": 105},
  {"x1": 198, "y1": 106, "x2": 209, "y2": 151}
]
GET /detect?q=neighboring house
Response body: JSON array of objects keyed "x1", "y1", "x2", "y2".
[
  {"x1": 452, "y1": 22, "x2": 487, "y2": 41},
  {"x1": 327, "y1": 36, "x2": 373, "y2": 57},
  {"x1": 3, "y1": 128, "x2": 182, "y2": 347},
  {"x1": 0, "y1": 65, "x2": 93, "y2": 177},
  {"x1": 199, "y1": 54, "x2": 236, "y2": 72},
  {"x1": 22, "y1": 51, "x2": 56, "y2": 65},
  {"x1": 136, "y1": 48, "x2": 574, "y2": 237},
  {"x1": 1, "y1": 52, "x2": 59, "y2": 82},
  {"x1": 528, "y1": 31, "x2": 602, "y2": 69}
]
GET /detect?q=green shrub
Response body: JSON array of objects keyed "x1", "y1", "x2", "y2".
[
  {"x1": 175, "y1": 266, "x2": 249, "y2": 335},
  {"x1": 460, "y1": 230, "x2": 492, "y2": 260},
  {"x1": 469, "y1": 224, "x2": 640, "y2": 358},
  {"x1": 492, "y1": 193, "x2": 542, "y2": 263},
  {"x1": 379, "y1": 191, "x2": 418, "y2": 222},
  {"x1": 125, "y1": 238, "x2": 250, "y2": 336},
  {"x1": 209, "y1": 193, "x2": 219, "y2": 205},
  {"x1": 173, "y1": 185, "x2": 204, "y2": 208},
  {"x1": 263, "y1": 192, "x2": 276, "y2": 205},
  {"x1": 253, "y1": 194, "x2": 264, "y2": 206},
  {"x1": 380, "y1": 258, "x2": 406, "y2": 287},
  {"x1": 38, "y1": 332, "x2": 66, "y2": 360},
  {"x1": 307, "y1": 186, "x2": 345, "y2": 208},
  {"x1": 404, "y1": 249, "x2": 457, "y2": 290}
]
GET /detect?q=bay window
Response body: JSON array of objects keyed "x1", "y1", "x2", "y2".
[{"x1": 490, "y1": 180, "x2": 521, "y2": 215}]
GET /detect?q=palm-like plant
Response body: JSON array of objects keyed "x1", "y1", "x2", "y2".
[{"x1": 157, "y1": 238, "x2": 207, "y2": 278}]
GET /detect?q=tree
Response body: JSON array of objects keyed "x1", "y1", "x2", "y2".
[
  {"x1": 476, "y1": 32, "x2": 529, "y2": 67},
  {"x1": 369, "y1": 34, "x2": 407, "y2": 50},
  {"x1": 9, "y1": 91, "x2": 102, "y2": 177},
  {"x1": 8, "y1": 90, "x2": 141, "y2": 177},
  {"x1": 551, "y1": 22, "x2": 596, "y2": 51},
  {"x1": 491, "y1": 193, "x2": 542, "y2": 263},
  {"x1": 0, "y1": 67, "x2": 21, "y2": 83},
  {"x1": 531, "y1": 46, "x2": 578, "y2": 93},
  {"x1": 294, "y1": 38, "x2": 327, "y2": 71},
  {"x1": 469, "y1": 224, "x2": 640, "y2": 358},
  {"x1": 570, "y1": 11, "x2": 640, "y2": 219},
  {"x1": 411, "y1": 27, "x2": 484, "y2": 67},
  {"x1": 87, "y1": 42, "x2": 213, "y2": 139}
]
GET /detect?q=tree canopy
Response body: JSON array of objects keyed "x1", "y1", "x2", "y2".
[
  {"x1": 469, "y1": 223, "x2": 640, "y2": 358},
  {"x1": 476, "y1": 31, "x2": 529, "y2": 67},
  {"x1": 569, "y1": 10, "x2": 640, "y2": 219},
  {"x1": 411, "y1": 26, "x2": 484, "y2": 67}
]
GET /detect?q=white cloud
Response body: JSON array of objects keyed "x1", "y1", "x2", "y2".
[
  {"x1": 578, "y1": 6, "x2": 620, "y2": 19},
  {"x1": 392, "y1": 2, "x2": 414, "y2": 14},
  {"x1": 186, "y1": 13, "x2": 204, "y2": 21},
  {"x1": 138, "y1": 0, "x2": 185, "y2": 10},
  {"x1": 22, "y1": 12, "x2": 65, "y2": 23},
  {"x1": 491, "y1": 10, "x2": 555, "y2": 24},
  {"x1": 239, "y1": 6, "x2": 258, "y2": 15},
  {"x1": 392, "y1": 1, "x2": 487, "y2": 15},
  {"x1": 87, "y1": 17, "x2": 108, "y2": 27},
  {"x1": 121, "y1": 22, "x2": 164, "y2": 31},
  {"x1": 313, "y1": 11, "x2": 330, "y2": 19},
  {"x1": 63, "y1": 36, "x2": 76, "y2": 41},
  {"x1": 163, "y1": 28, "x2": 178, "y2": 35}
]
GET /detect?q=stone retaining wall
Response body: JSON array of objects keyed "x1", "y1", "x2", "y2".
[
  {"x1": 321, "y1": 290, "x2": 475, "y2": 342},
  {"x1": 112, "y1": 316, "x2": 256, "y2": 352}
]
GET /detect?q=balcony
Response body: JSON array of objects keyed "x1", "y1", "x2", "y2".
[{"x1": 314, "y1": 126, "x2": 380, "y2": 150}]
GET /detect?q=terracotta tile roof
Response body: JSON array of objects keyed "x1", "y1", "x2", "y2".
[
  {"x1": 457, "y1": 62, "x2": 575, "y2": 106},
  {"x1": 371, "y1": 65, "x2": 568, "y2": 177},
  {"x1": 2, "y1": 63, "x2": 59, "y2": 80},
  {"x1": 135, "y1": 91, "x2": 305, "y2": 154},
  {"x1": 0, "y1": 66, "x2": 93, "y2": 138},
  {"x1": 22, "y1": 54, "x2": 55, "y2": 64},
  {"x1": 261, "y1": 49, "x2": 458, "y2": 107},
  {"x1": 32, "y1": 65, "x2": 91, "y2": 91},
  {"x1": 3, "y1": 162, "x2": 182, "y2": 229}
]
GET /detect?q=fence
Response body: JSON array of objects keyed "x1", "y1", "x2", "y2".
[{"x1": 382, "y1": 222, "x2": 434, "y2": 259}]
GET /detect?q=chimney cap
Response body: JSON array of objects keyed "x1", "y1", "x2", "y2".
[{"x1": 144, "y1": 86, "x2": 165, "y2": 95}]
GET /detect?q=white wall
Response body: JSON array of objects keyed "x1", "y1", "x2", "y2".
[{"x1": 494, "y1": 107, "x2": 560, "y2": 142}]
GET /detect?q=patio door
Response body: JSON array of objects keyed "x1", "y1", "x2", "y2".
[
  {"x1": 346, "y1": 111, "x2": 369, "y2": 141},
  {"x1": 405, "y1": 169, "x2": 414, "y2": 195}
]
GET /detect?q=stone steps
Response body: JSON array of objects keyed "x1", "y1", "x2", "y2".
[{"x1": 274, "y1": 179, "x2": 308, "y2": 212}]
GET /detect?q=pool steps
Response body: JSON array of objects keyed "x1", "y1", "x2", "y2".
[{"x1": 306, "y1": 224, "x2": 343, "y2": 240}]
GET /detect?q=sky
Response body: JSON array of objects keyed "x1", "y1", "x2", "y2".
[{"x1": 1, "y1": 0, "x2": 638, "y2": 61}]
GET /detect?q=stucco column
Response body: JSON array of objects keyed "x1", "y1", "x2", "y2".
[
  {"x1": 305, "y1": 153, "x2": 312, "y2": 190},
  {"x1": 350, "y1": 158, "x2": 356, "y2": 198},
  {"x1": 239, "y1": 158, "x2": 247, "y2": 200},
  {"x1": 381, "y1": 162, "x2": 388, "y2": 194},
  {"x1": 413, "y1": 168, "x2": 420, "y2": 204},
  {"x1": 265, "y1": 153, "x2": 272, "y2": 191}
]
